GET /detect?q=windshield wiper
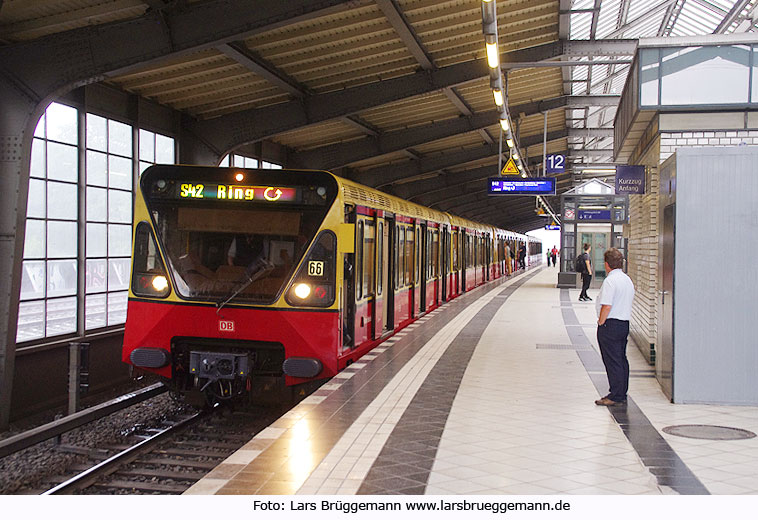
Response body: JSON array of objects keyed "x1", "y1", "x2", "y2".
[{"x1": 216, "y1": 257, "x2": 275, "y2": 315}]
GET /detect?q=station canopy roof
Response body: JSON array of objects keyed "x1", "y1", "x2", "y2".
[{"x1": 1, "y1": 0, "x2": 756, "y2": 232}]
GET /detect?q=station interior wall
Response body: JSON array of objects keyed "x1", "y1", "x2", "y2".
[{"x1": 625, "y1": 110, "x2": 758, "y2": 369}]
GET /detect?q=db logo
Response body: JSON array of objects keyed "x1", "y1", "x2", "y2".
[{"x1": 219, "y1": 320, "x2": 235, "y2": 332}]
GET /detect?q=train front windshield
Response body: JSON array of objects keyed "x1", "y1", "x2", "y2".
[{"x1": 140, "y1": 166, "x2": 337, "y2": 304}]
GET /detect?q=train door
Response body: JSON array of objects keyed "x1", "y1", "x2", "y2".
[
  {"x1": 385, "y1": 216, "x2": 395, "y2": 331},
  {"x1": 450, "y1": 229, "x2": 458, "y2": 297},
  {"x1": 487, "y1": 234, "x2": 492, "y2": 281},
  {"x1": 415, "y1": 223, "x2": 422, "y2": 316},
  {"x1": 419, "y1": 223, "x2": 427, "y2": 312},
  {"x1": 343, "y1": 206, "x2": 356, "y2": 351},
  {"x1": 431, "y1": 227, "x2": 440, "y2": 306},
  {"x1": 460, "y1": 230, "x2": 466, "y2": 291},
  {"x1": 441, "y1": 227, "x2": 448, "y2": 301},
  {"x1": 353, "y1": 215, "x2": 375, "y2": 346},
  {"x1": 373, "y1": 214, "x2": 387, "y2": 338}
]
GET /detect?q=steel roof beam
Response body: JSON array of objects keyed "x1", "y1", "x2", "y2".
[
  {"x1": 566, "y1": 95, "x2": 620, "y2": 107},
  {"x1": 714, "y1": 0, "x2": 753, "y2": 33},
  {"x1": 501, "y1": 59, "x2": 631, "y2": 69},
  {"x1": 376, "y1": 0, "x2": 435, "y2": 70},
  {"x1": 217, "y1": 42, "x2": 309, "y2": 98},
  {"x1": 341, "y1": 116, "x2": 380, "y2": 137},
  {"x1": 353, "y1": 129, "x2": 569, "y2": 189},
  {"x1": 394, "y1": 165, "x2": 493, "y2": 201},
  {"x1": 143, "y1": 0, "x2": 170, "y2": 9},
  {"x1": 289, "y1": 96, "x2": 572, "y2": 170},
  {"x1": 0, "y1": 0, "x2": 360, "y2": 104},
  {"x1": 189, "y1": 58, "x2": 491, "y2": 155},
  {"x1": 377, "y1": 0, "x2": 504, "y2": 154},
  {"x1": 567, "y1": 128, "x2": 614, "y2": 138},
  {"x1": 188, "y1": 43, "x2": 622, "y2": 154},
  {"x1": 608, "y1": 0, "x2": 678, "y2": 38}
]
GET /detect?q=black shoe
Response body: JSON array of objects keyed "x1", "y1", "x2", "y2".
[
  {"x1": 578, "y1": 296, "x2": 587, "y2": 301},
  {"x1": 585, "y1": 296, "x2": 592, "y2": 301}
]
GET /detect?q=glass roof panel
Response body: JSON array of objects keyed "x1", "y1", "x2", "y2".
[{"x1": 567, "y1": 0, "x2": 750, "y2": 163}]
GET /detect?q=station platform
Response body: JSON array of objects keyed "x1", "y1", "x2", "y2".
[{"x1": 185, "y1": 266, "x2": 758, "y2": 496}]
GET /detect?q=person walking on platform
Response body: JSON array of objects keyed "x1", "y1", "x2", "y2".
[
  {"x1": 551, "y1": 245, "x2": 558, "y2": 267},
  {"x1": 594, "y1": 248, "x2": 635, "y2": 406},
  {"x1": 578, "y1": 243, "x2": 592, "y2": 301}
]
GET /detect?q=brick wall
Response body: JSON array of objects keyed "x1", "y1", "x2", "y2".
[
  {"x1": 627, "y1": 138, "x2": 659, "y2": 364},
  {"x1": 626, "y1": 128, "x2": 756, "y2": 364},
  {"x1": 660, "y1": 130, "x2": 756, "y2": 162}
]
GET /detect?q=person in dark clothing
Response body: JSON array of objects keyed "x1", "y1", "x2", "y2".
[
  {"x1": 227, "y1": 234, "x2": 267, "y2": 267},
  {"x1": 579, "y1": 243, "x2": 592, "y2": 301},
  {"x1": 518, "y1": 244, "x2": 526, "y2": 269}
]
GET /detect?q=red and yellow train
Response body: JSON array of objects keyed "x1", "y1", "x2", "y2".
[{"x1": 123, "y1": 165, "x2": 541, "y2": 404}]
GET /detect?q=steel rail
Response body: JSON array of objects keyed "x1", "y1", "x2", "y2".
[
  {"x1": 0, "y1": 383, "x2": 167, "y2": 458},
  {"x1": 43, "y1": 410, "x2": 207, "y2": 495}
]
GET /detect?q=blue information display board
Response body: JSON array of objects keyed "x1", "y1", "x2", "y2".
[
  {"x1": 578, "y1": 209, "x2": 611, "y2": 221},
  {"x1": 488, "y1": 177, "x2": 556, "y2": 195}
]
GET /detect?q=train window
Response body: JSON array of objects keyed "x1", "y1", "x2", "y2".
[
  {"x1": 393, "y1": 226, "x2": 402, "y2": 290},
  {"x1": 377, "y1": 222, "x2": 383, "y2": 296},
  {"x1": 405, "y1": 227, "x2": 413, "y2": 285},
  {"x1": 431, "y1": 230, "x2": 439, "y2": 278},
  {"x1": 399, "y1": 227, "x2": 406, "y2": 287},
  {"x1": 363, "y1": 221, "x2": 375, "y2": 298},
  {"x1": 131, "y1": 223, "x2": 169, "y2": 298},
  {"x1": 357, "y1": 221, "x2": 364, "y2": 300},
  {"x1": 452, "y1": 231, "x2": 458, "y2": 272},
  {"x1": 415, "y1": 225, "x2": 420, "y2": 284}
]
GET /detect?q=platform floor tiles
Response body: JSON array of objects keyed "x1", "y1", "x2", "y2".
[{"x1": 185, "y1": 266, "x2": 758, "y2": 495}]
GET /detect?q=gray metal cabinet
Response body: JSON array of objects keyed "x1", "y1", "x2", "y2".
[{"x1": 657, "y1": 147, "x2": 758, "y2": 405}]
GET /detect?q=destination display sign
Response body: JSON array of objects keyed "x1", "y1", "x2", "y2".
[
  {"x1": 488, "y1": 177, "x2": 556, "y2": 196},
  {"x1": 578, "y1": 209, "x2": 611, "y2": 221},
  {"x1": 176, "y1": 183, "x2": 299, "y2": 203}
]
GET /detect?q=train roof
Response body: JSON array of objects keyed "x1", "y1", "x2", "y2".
[{"x1": 334, "y1": 172, "x2": 536, "y2": 242}]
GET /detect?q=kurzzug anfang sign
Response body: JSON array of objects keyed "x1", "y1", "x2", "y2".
[{"x1": 615, "y1": 165, "x2": 645, "y2": 194}]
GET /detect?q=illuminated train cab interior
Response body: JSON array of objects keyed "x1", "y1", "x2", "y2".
[{"x1": 124, "y1": 166, "x2": 541, "y2": 405}]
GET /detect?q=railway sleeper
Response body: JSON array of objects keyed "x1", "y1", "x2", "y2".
[
  {"x1": 154, "y1": 447, "x2": 227, "y2": 458},
  {"x1": 172, "y1": 439, "x2": 240, "y2": 449},
  {"x1": 95, "y1": 480, "x2": 190, "y2": 494},
  {"x1": 136, "y1": 456, "x2": 218, "y2": 469},
  {"x1": 116, "y1": 467, "x2": 206, "y2": 480}
]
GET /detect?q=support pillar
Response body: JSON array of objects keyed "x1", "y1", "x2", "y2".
[{"x1": 0, "y1": 74, "x2": 44, "y2": 429}]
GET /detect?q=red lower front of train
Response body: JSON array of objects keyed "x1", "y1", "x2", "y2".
[{"x1": 123, "y1": 299, "x2": 340, "y2": 400}]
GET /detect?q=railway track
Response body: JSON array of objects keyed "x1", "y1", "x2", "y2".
[
  {"x1": 0, "y1": 382, "x2": 284, "y2": 495},
  {"x1": 41, "y1": 405, "x2": 280, "y2": 494}
]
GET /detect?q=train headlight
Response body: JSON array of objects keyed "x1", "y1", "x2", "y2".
[
  {"x1": 152, "y1": 275, "x2": 169, "y2": 292},
  {"x1": 294, "y1": 283, "x2": 311, "y2": 299}
]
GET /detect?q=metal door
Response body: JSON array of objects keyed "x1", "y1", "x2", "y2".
[
  {"x1": 580, "y1": 231, "x2": 610, "y2": 280},
  {"x1": 374, "y1": 218, "x2": 388, "y2": 336},
  {"x1": 385, "y1": 217, "x2": 395, "y2": 331},
  {"x1": 342, "y1": 206, "x2": 356, "y2": 351},
  {"x1": 420, "y1": 224, "x2": 427, "y2": 312},
  {"x1": 658, "y1": 204, "x2": 675, "y2": 400},
  {"x1": 441, "y1": 228, "x2": 448, "y2": 301}
]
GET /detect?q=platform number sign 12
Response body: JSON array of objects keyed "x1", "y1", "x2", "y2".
[{"x1": 545, "y1": 154, "x2": 565, "y2": 174}]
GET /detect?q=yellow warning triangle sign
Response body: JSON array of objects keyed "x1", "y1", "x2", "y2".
[{"x1": 500, "y1": 157, "x2": 520, "y2": 176}]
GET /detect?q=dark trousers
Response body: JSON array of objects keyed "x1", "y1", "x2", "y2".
[
  {"x1": 579, "y1": 273, "x2": 591, "y2": 299},
  {"x1": 597, "y1": 319, "x2": 630, "y2": 402}
]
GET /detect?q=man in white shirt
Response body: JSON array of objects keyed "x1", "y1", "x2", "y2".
[{"x1": 594, "y1": 248, "x2": 635, "y2": 406}]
